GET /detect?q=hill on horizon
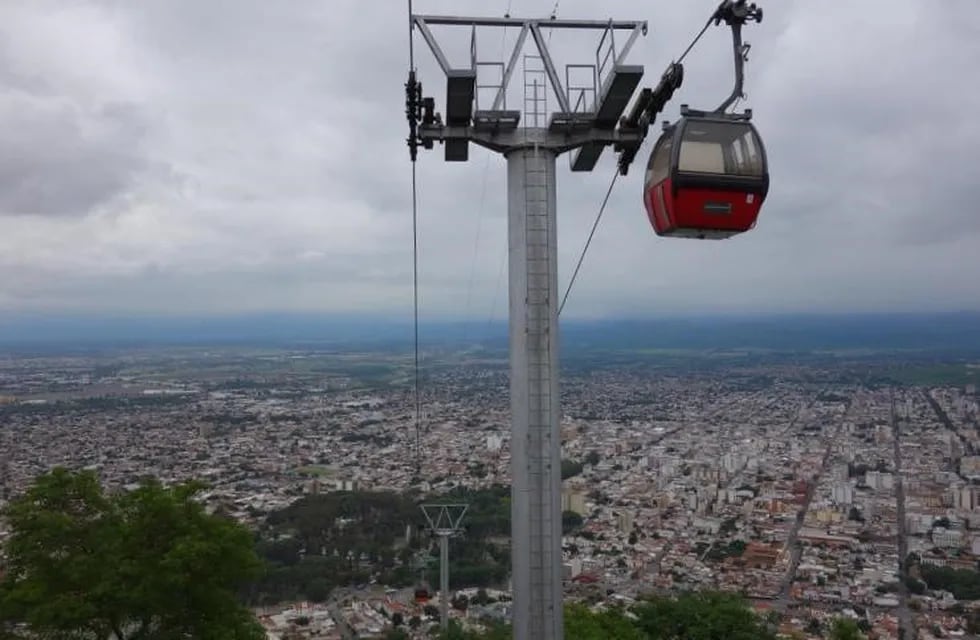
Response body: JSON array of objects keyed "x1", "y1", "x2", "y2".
[{"x1": 1, "y1": 311, "x2": 979, "y2": 353}]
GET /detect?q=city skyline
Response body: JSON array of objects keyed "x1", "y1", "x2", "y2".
[{"x1": 2, "y1": 341, "x2": 978, "y2": 638}]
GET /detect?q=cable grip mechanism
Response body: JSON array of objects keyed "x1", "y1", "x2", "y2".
[{"x1": 405, "y1": 71, "x2": 438, "y2": 161}]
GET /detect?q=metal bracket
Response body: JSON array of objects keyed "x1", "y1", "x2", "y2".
[{"x1": 419, "y1": 123, "x2": 644, "y2": 156}]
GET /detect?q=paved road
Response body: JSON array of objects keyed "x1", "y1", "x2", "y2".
[
  {"x1": 773, "y1": 450, "x2": 824, "y2": 613},
  {"x1": 773, "y1": 413, "x2": 839, "y2": 615},
  {"x1": 892, "y1": 395, "x2": 914, "y2": 640},
  {"x1": 924, "y1": 389, "x2": 974, "y2": 461}
]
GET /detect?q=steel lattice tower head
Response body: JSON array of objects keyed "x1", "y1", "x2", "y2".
[
  {"x1": 421, "y1": 503, "x2": 468, "y2": 631},
  {"x1": 407, "y1": 13, "x2": 648, "y2": 640}
]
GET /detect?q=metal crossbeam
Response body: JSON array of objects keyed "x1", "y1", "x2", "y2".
[
  {"x1": 528, "y1": 24, "x2": 570, "y2": 113},
  {"x1": 415, "y1": 15, "x2": 646, "y2": 30},
  {"x1": 418, "y1": 124, "x2": 643, "y2": 155},
  {"x1": 492, "y1": 25, "x2": 530, "y2": 111},
  {"x1": 414, "y1": 19, "x2": 452, "y2": 74}
]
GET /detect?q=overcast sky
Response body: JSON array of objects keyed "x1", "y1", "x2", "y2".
[{"x1": 1, "y1": 0, "x2": 977, "y2": 321}]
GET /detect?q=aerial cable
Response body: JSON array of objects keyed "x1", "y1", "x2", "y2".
[
  {"x1": 407, "y1": 0, "x2": 415, "y2": 68},
  {"x1": 557, "y1": 170, "x2": 618, "y2": 317},
  {"x1": 558, "y1": 4, "x2": 735, "y2": 317},
  {"x1": 407, "y1": 0, "x2": 422, "y2": 476},
  {"x1": 461, "y1": 158, "x2": 492, "y2": 343},
  {"x1": 461, "y1": 0, "x2": 513, "y2": 346},
  {"x1": 483, "y1": 0, "x2": 518, "y2": 340},
  {"x1": 547, "y1": 1, "x2": 561, "y2": 41},
  {"x1": 411, "y1": 163, "x2": 422, "y2": 475},
  {"x1": 676, "y1": 15, "x2": 713, "y2": 64}
]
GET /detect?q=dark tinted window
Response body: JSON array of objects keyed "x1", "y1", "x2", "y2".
[
  {"x1": 677, "y1": 120, "x2": 764, "y2": 177},
  {"x1": 645, "y1": 134, "x2": 673, "y2": 186}
]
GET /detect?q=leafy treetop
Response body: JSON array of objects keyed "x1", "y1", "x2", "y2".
[{"x1": 0, "y1": 467, "x2": 265, "y2": 640}]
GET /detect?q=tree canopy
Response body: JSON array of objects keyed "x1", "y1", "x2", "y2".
[
  {"x1": 920, "y1": 564, "x2": 980, "y2": 600},
  {"x1": 828, "y1": 617, "x2": 866, "y2": 640},
  {"x1": 632, "y1": 591, "x2": 777, "y2": 640},
  {"x1": 0, "y1": 467, "x2": 265, "y2": 640},
  {"x1": 436, "y1": 591, "x2": 774, "y2": 640},
  {"x1": 252, "y1": 484, "x2": 514, "y2": 603}
]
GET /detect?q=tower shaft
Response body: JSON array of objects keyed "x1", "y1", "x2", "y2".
[
  {"x1": 507, "y1": 143, "x2": 563, "y2": 640},
  {"x1": 440, "y1": 534, "x2": 450, "y2": 630}
]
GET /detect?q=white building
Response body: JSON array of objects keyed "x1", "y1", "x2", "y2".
[
  {"x1": 865, "y1": 471, "x2": 894, "y2": 491},
  {"x1": 831, "y1": 483, "x2": 854, "y2": 506},
  {"x1": 932, "y1": 527, "x2": 963, "y2": 549}
]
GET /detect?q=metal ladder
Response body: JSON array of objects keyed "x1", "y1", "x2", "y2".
[
  {"x1": 523, "y1": 54, "x2": 548, "y2": 129},
  {"x1": 522, "y1": 52, "x2": 557, "y2": 631}
]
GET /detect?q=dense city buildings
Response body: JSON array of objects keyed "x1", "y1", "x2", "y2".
[{"x1": 1, "y1": 346, "x2": 979, "y2": 638}]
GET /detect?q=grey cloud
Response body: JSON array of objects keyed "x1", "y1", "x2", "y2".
[
  {"x1": 0, "y1": 94, "x2": 149, "y2": 216},
  {"x1": 0, "y1": 0, "x2": 978, "y2": 317}
]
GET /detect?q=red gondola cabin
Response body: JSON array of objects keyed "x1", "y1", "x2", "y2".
[{"x1": 643, "y1": 108, "x2": 769, "y2": 239}]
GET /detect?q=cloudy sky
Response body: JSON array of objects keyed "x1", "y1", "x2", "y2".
[{"x1": 1, "y1": 0, "x2": 978, "y2": 321}]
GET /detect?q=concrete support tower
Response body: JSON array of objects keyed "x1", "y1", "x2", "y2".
[
  {"x1": 507, "y1": 143, "x2": 563, "y2": 636},
  {"x1": 409, "y1": 14, "x2": 649, "y2": 640}
]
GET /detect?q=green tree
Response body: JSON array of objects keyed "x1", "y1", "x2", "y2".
[
  {"x1": 828, "y1": 617, "x2": 866, "y2": 640},
  {"x1": 433, "y1": 594, "x2": 777, "y2": 640},
  {"x1": 307, "y1": 577, "x2": 332, "y2": 602},
  {"x1": 0, "y1": 467, "x2": 265, "y2": 640},
  {"x1": 904, "y1": 576, "x2": 926, "y2": 595},
  {"x1": 436, "y1": 619, "x2": 491, "y2": 639},
  {"x1": 434, "y1": 619, "x2": 510, "y2": 640},
  {"x1": 632, "y1": 591, "x2": 777, "y2": 640},
  {"x1": 564, "y1": 603, "x2": 643, "y2": 640},
  {"x1": 562, "y1": 510, "x2": 584, "y2": 534},
  {"x1": 805, "y1": 617, "x2": 823, "y2": 636},
  {"x1": 561, "y1": 459, "x2": 585, "y2": 480}
]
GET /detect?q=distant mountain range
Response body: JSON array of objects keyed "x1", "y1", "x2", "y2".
[
  {"x1": 560, "y1": 313, "x2": 980, "y2": 352},
  {"x1": 1, "y1": 311, "x2": 979, "y2": 353}
]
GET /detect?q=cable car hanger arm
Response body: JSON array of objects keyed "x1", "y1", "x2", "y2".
[{"x1": 712, "y1": 0, "x2": 762, "y2": 114}]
